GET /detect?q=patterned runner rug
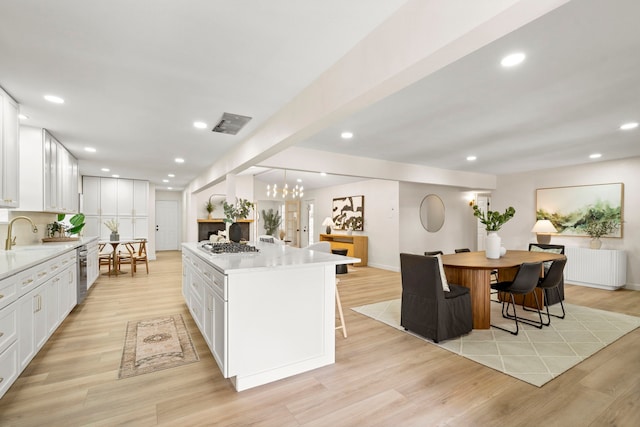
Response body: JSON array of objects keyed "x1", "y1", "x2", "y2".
[
  {"x1": 119, "y1": 314, "x2": 199, "y2": 379},
  {"x1": 352, "y1": 299, "x2": 640, "y2": 387}
]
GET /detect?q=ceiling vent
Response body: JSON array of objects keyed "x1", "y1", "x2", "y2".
[{"x1": 212, "y1": 112, "x2": 252, "y2": 135}]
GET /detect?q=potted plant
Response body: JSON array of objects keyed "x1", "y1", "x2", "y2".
[
  {"x1": 262, "y1": 208, "x2": 282, "y2": 236},
  {"x1": 205, "y1": 195, "x2": 218, "y2": 220},
  {"x1": 44, "y1": 213, "x2": 85, "y2": 240},
  {"x1": 105, "y1": 219, "x2": 120, "y2": 241},
  {"x1": 223, "y1": 198, "x2": 255, "y2": 242},
  {"x1": 471, "y1": 203, "x2": 516, "y2": 259},
  {"x1": 582, "y1": 208, "x2": 620, "y2": 249}
]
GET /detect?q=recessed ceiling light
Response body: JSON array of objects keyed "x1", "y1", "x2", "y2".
[
  {"x1": 466, "y1": 155, "x2": 477, "y2": 161},
  {"x1": 619, "y1": 122, "x2": 638, "y2": 130},
  {"x1": 44, "y1": 94, "x2": 65, "y2": 104},
  {"x1": 296, "y1": 178, "x2": 302, "y2": 183},
  {"x1": 320, "y1": 172, "x2": 327, "y2": 177},
  {"x1": 162, "y1": 179, "x2": 169, "y2": 183},
  {"x1": 341, "y1": 131, "x2": 354, "y2": 139},
  {"x1": 168, "y1": 173, "x2": 175, "y2": 177},
  {"x1": 589, "y1": 153, "x2": 602, "y2": 159},
  {"x1": 500, "y1": 52, "x2": 526, "y2": 67},
  {"x1": 167, "y1": 187, "x2": 173, "y2": 190},
  {"x1": 175, "y1": 158, "x2": 185, "y2": 163},
  {"x1": 84, "y1": 147, "x2": 96, "y2": 153},
  {"x1": 101, "y1": 168, "x2": 110, "y2": 172},
  {"x1": 112, "y1": 174, "x2": 120, "y2": 178},
  {"x1": 193, "y1": 121, "x2": 207, "y2": 129},
  {"x1": 19, "y1": 114, "x2": 29, "y2": 120}
]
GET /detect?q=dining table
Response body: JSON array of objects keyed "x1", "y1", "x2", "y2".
[
  {"x1": 99, "y1": 239, "x2": 137, "y2": 275},
  {"x1": 441, "y1": 250, "x2": 567, "y2": 329}
]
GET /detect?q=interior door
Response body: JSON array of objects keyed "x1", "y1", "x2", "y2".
[
  {"x1": 300, "y1": 199, "x2": 314, "y2": 247},
  {"x1": 156, "y1": 200, "x2": 179, "y2": 250},
  {"x1": 284, "y1": 200, "x2": 300, "y2": 247}
]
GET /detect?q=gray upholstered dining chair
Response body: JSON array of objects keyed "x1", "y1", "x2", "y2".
[{"x1": 400, "y1": 253, "x2": 472, "y2": 343}]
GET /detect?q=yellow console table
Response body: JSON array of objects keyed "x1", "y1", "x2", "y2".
[{"x1": 320, "y1": 234, "x2": 368, "y2": 267}]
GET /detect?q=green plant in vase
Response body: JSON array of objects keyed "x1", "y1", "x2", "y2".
[{"x1": 262, "y1": 208, "x2": 282, "y2": 236}]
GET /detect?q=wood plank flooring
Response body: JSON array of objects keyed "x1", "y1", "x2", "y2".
[{"x1": 1, "y1": 251, "x2": 639, "y2": 426}]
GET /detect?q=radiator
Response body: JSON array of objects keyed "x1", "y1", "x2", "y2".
[{"x1": 565, "y1": 247, "x2": 626, "y2": 290}]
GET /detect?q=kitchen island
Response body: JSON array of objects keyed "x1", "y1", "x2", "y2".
[{"x1": 181, "y1": 241, "x2": 358, "y2": 392}]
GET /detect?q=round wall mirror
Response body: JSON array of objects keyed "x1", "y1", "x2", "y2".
[{"x1": 419, "y1": 194, "x2": 445, "y2": 232}]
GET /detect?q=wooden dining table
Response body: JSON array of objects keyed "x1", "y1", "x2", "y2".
[
  {"x1": 99, "y1": 239, "x2": 137, "y2": 275},
  {"x1": 441, "y1": 250, "x2": 567, "y2": 329}
]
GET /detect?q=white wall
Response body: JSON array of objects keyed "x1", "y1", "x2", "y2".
[
  {"x1": 306, "y1": 179, "x2": 399, "y2": 270},
  {"x1": 492, "y1": 156, "x2": 640, "y2": 289},
  {"x1": 399, "y1": 182, "x2": 478, "y2": 263}
]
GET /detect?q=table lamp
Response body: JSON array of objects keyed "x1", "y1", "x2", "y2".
[
  {"x1": 531, "y1": 219, "x2": 557, "y2": 244},
  {"x1": 322, "y1": 217, "x2": 334, "y2": 234}
]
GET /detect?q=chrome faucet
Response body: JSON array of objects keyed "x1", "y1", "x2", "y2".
[{"x1": 5, "y1": 216, "x2": 39, "y2": 250}]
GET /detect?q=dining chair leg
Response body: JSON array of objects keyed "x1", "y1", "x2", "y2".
[{"x1": 492, "y1": 294, "x2": 520, "y2": 335}]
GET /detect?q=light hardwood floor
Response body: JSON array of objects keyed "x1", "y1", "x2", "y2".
[{"x1": 1, "y1": 251, "x2": 639, "y2": 426}]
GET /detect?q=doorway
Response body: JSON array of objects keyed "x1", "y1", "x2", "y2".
[
  {"x1": 284, "y1": 200, "x2": 300, "y2": 247},
  {"x1": 156, "y1": 200, "x2": 179, "y2": 250}
]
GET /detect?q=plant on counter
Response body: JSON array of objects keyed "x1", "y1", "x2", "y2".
[
  {"x1": 262, "y1": 208, "x2": 282, "y2": 235},
  {"x1": 104, "y1": 218, "x2": 119, "y2": 233},
  {"x1": 471, "y1": 203, "x2": 516, "y2": 232},
  {"x1": 223, "y1": 198, "x2": 255, "y2": 223},
  {"x1": 46, "y1": 213, "x2": 85, "y2": 238}
]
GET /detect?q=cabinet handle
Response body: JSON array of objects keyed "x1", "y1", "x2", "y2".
[
  {"x1": 0, "y1": 294, "x2": 3, "y2": 299},
  {"x1": 38, "y1": 272, "x2": 47, "y2": 278},
  {"x1": 0, "y1": 332, "x2": 4, "y2": 338},
  {"x1": 0, "y1": 377, "x2": 4, "y2": 383},
  {"x1": 23, "y1": 278, "x2": 34, "y2": 286}
]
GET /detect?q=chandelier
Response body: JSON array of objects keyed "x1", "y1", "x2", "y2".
[{"x1": 266, "y1": 170, "x2": 304, "y2": 199}]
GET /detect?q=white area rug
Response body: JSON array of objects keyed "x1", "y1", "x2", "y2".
[{"x1": 352, "y1": 299, "x2": 640, "y2": 387}]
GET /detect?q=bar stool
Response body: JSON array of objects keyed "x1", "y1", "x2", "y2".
[{"x1": 332, "y1": 248, "x2": 348, "y2": 274}]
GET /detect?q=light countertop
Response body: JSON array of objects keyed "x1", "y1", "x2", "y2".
[
  {"x1": 182, "y1": 241, "x2": 360, "y2": 274},
  {"x1": 0, "y1": 237, "x2": 98, "y2": 281}
]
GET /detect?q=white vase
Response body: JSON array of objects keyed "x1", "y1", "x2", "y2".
[
  {"x1": 485, "y1": 232, "x2": 501, "y2": 259},
  {"x1": 590, "y1": 237, "x2": 602, "y2": 249}
]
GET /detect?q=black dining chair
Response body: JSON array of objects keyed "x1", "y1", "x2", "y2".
[
  {"x1": 454, "y1": 248, "x2": 470, "y2": 253},
  {"x1": 529, "y1": 258, "x2": 567, "y2": 326},
  {"x1": 528, "y1": 243, "x2": 565, "y2": 305},
  {"x1": 491, "y1": 262, "x2": 543, "y2": 335},
  {"x1": 424, "y1": 250, "x2": 443, "y2": 256}
]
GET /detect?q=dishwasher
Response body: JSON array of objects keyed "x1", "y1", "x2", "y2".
[{"x1": 77, "y1": 245, "x2": 88, "y2": 304}]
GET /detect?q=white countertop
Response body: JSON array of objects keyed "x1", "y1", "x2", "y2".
[
  {"x1": 182, "y1": 241, "x2": 360, "y2": 274},
  {"x1": 0, "y1": 237, "x2": 98, "y2": 281}
]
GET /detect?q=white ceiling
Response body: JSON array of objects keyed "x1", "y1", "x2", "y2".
[{"x1": 1, "y1": 0, "x2": 639, "y2": 193}]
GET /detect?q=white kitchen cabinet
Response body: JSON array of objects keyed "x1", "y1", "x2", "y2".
[
  {"x1": 0, "y1": 86, "x2": 20, "y2": 208},
  {"x1": 82, "y1": 176, "x2": 149, "y2": 240},
  {"x1": 133, "y1": 180, "x2": 148, "y2": 216},
  {"x1": 82, "y1": 176, "x2": 100, "y2": 215},
  {"x1": 87, "y1": 239, "x2": 99, "y2": 289},
  {"x1": 18, "y1": 126, "x2": 79, "y2": 213},
  {"x1": 99, "y1": 177, "x2": 118, "y2": 217},
  {"x1": 0, "y1": 342, "x2": 18, "y2": 399},
  {"x1": 182, "y1": 243, "x2": 341, "y2": 392},
  {"x1": 117, "y1": 179, "x2": 134, "y2": 215}
]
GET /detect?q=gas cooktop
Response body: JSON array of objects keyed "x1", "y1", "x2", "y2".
[{"x1": 199, "y1": 242, "x2": 259, "y2": 254}]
